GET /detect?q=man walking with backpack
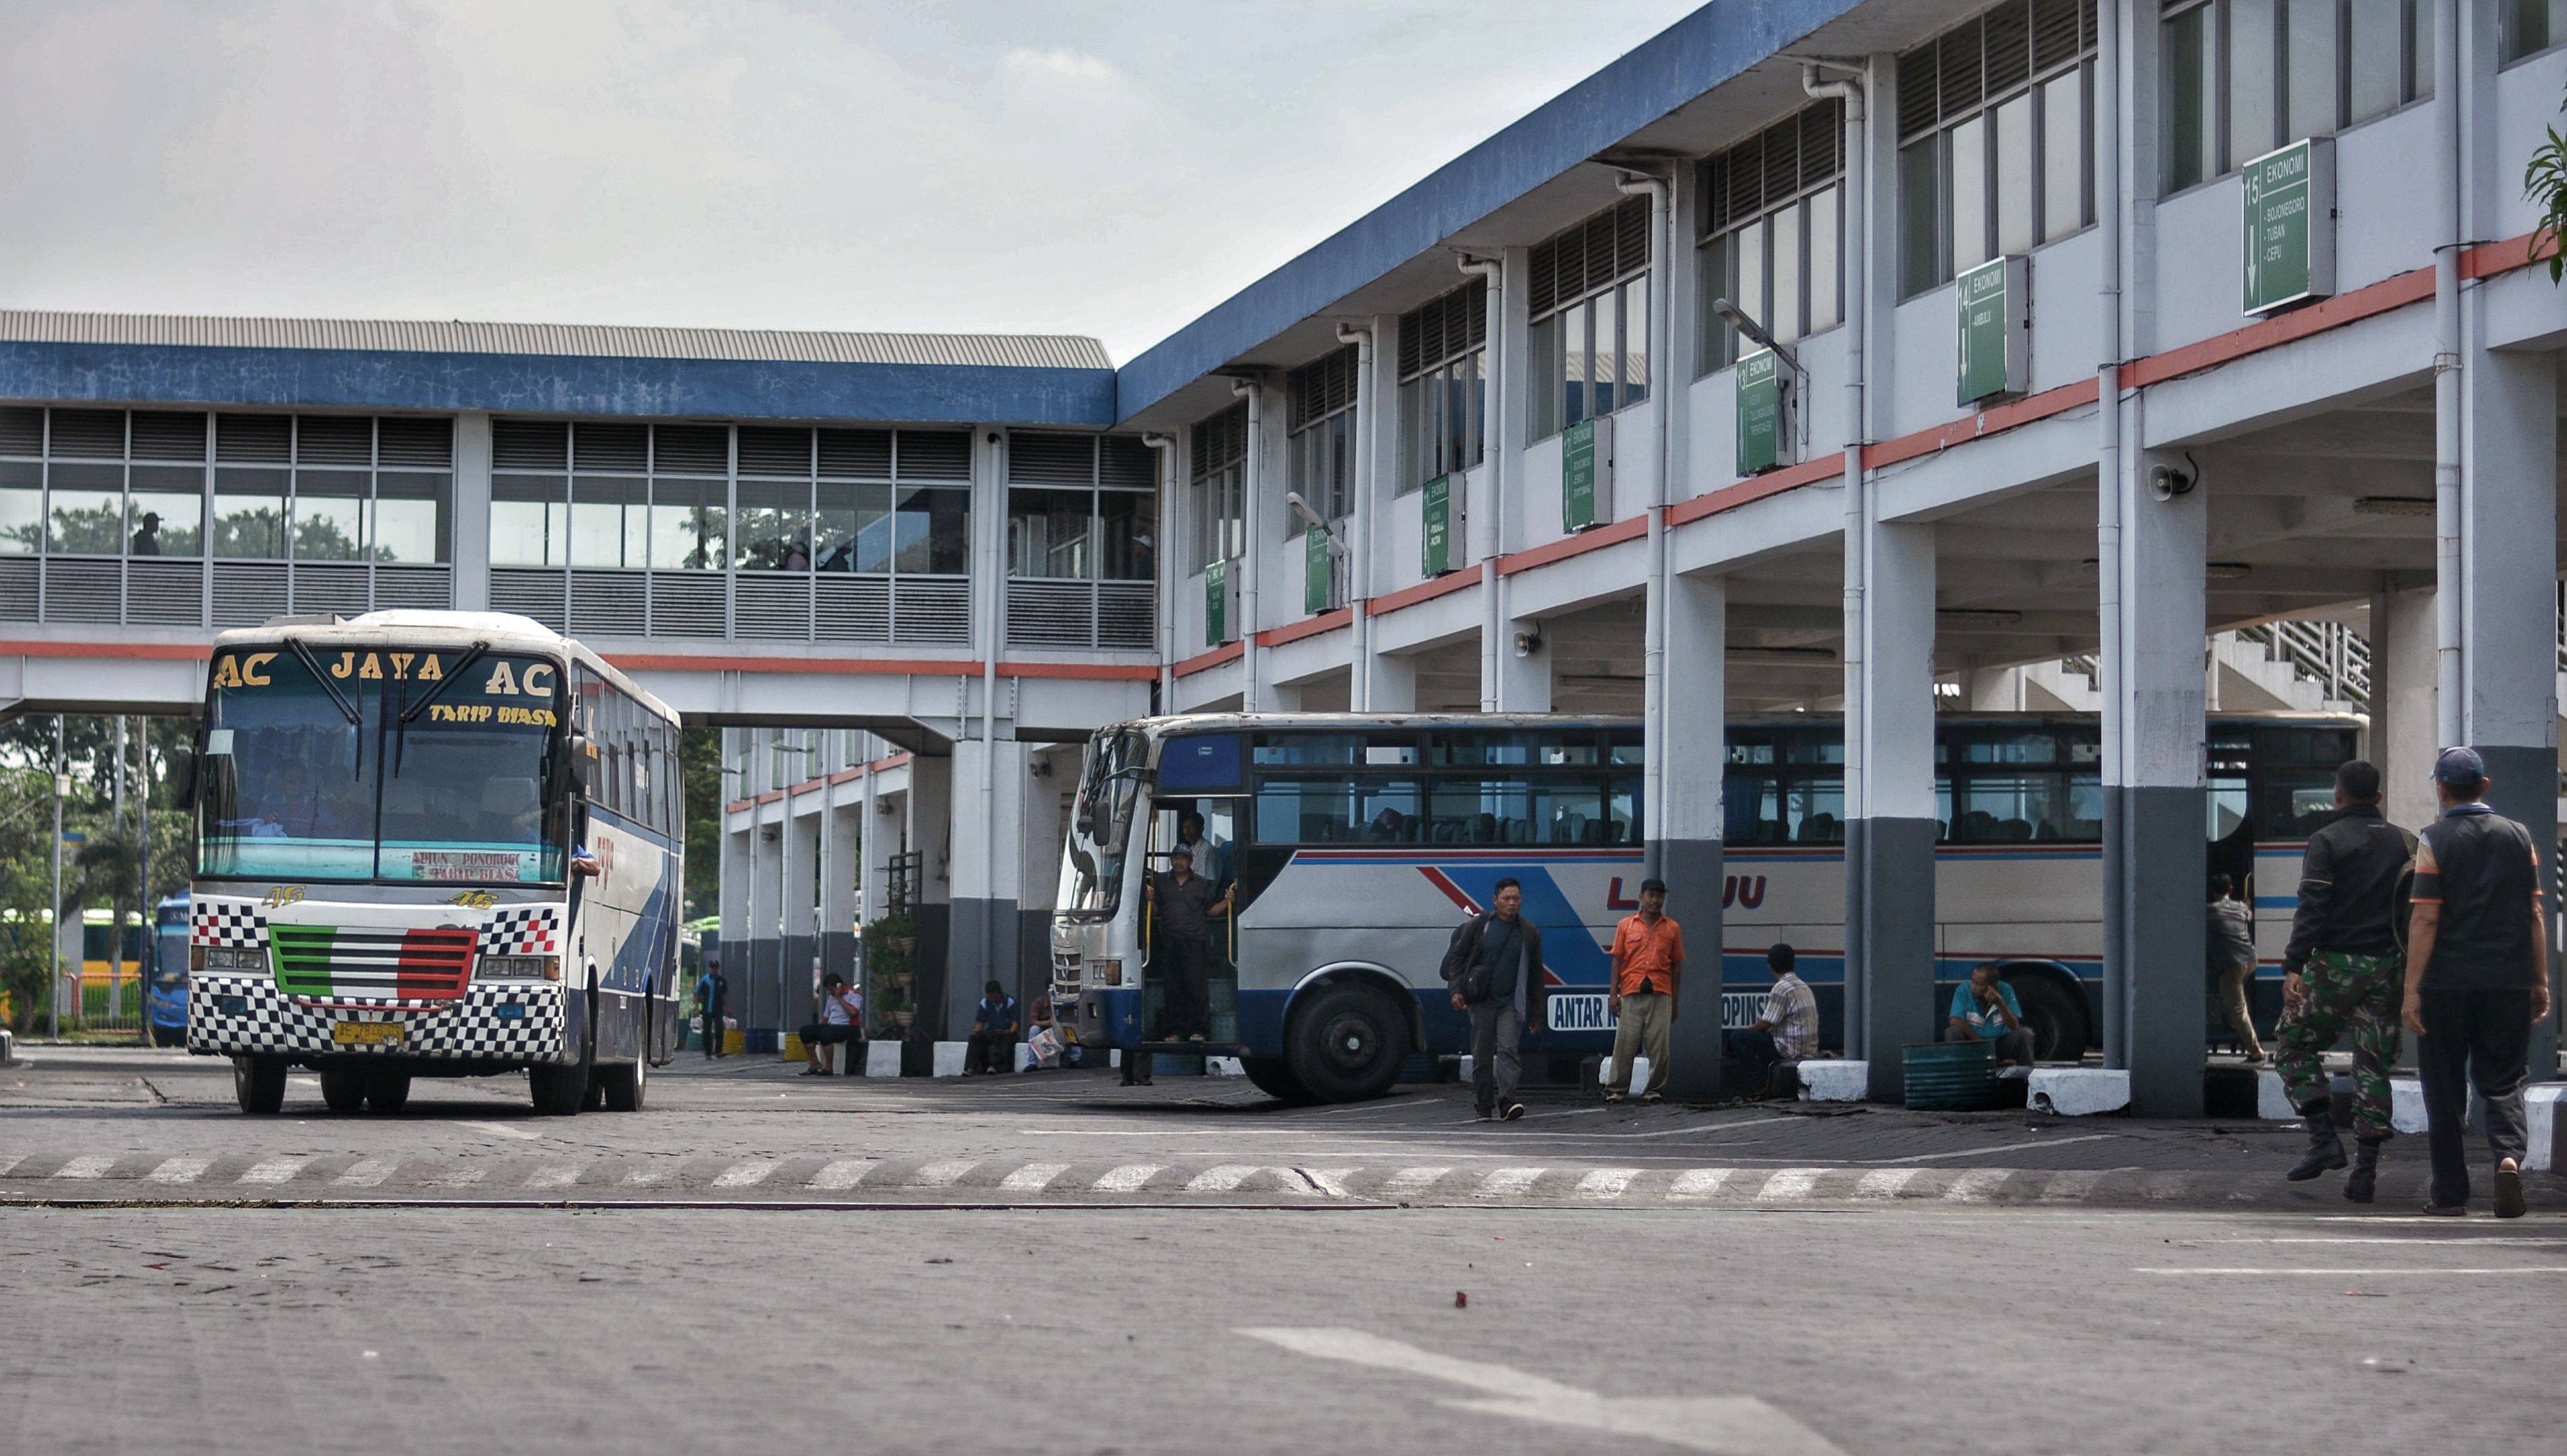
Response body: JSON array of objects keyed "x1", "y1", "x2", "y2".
[
  {"x1": 2275, "y1": 759, "x2": 2415, "y2": 1201},
  {"x1": 1443, "y1": 876, "x2": 1547, "y2": 1122}
]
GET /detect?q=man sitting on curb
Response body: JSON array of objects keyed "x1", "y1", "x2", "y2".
[
  {"x1": 796, "y1": 974, "x2": 863, "y2": 1076},
  {"x1": 1944, "y1": 963, "x2": 2036, "y2": 1068},
  {"x1": 964, "y1": 980, "x2": 1020, "y2": 1075},
  {"x1": 1723, "y1": 943, "x2": 1818, "y2": 1097}
]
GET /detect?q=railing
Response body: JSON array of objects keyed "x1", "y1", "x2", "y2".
[{"x1": 2234, "y1": 619, "x2": 2370, "y2": 708}]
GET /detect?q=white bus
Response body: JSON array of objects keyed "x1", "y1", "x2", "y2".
[
  {"x1": 181, "y1": 610, "x2": 684, "y2": 1117},
  {"x1": 1050, "y1": 711, "x2": 2357, "y2": 1102}
]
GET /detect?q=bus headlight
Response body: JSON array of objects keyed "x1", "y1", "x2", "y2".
[
  {"x1": 201, "y1": 946, "x2": 265, "y2": 972},
  {"x1": 480, "y1": 955, "x2": 561, "y2": 981}
]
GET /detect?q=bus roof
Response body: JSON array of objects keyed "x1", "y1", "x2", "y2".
[{"x1": 210, "y1": 610, "x2": 678, "y2": 725}]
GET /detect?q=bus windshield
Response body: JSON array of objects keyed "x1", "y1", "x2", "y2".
[
  {"x1": 1058, "y1": 727, "x2": 1147, "y2": 916},
  {"x1": 198, "y1": 643, "x2": 569, "y2": 884}
]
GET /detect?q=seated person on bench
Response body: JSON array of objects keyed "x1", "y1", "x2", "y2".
[
  {"x1": 1723, "y1": 942, "x2": 1818, "y2": 1095},
  {"x1": 797, "y1": 974, "x2": 863, "y2": 1076}
]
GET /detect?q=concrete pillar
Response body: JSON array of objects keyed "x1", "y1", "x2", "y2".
[
  {"x1": 452, "y1": 412, "x2": 491, "y2": 612},
  {"x1": 2373, "y1": 581, "x2": 2441, "y2": 832},
  {"x1": 2104, "y1": 443, "x2": 2208, "y2": 1116},
  {"x1": 1657, "y1": 571, "x2": 1726, "y2": 1097},
  {"x1": 746, "y1": 800, "x2": 783, "y2": 1045},
  {"x1": 947, "y1": 735, "x2": 1028, "y2": 1033},
  {"x1": 783, "y1": 799, "x2": 820, "y2": 1030},
  {"x1": 1482, "y1": 245, "x2": 1533, "y2": 711},
  {"x1": 822, "y1": 786, "x2": 861, "y2": 988},
  {"x1": 1848, "y1": 521, "x2": 1937, "y2": 1101},
  {"x1": 1362, "y1": 647, "x2": 1418, "y2": 712},
  {"x1": 907, "y1": 751, "x2": 955, "y2": 1038}
]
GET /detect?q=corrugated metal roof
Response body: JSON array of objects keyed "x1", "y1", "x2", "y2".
[{"x1": 0, "y1": 310, "x2": 1112, "y2": 370}]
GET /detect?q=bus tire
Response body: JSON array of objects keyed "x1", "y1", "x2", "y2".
[
  {"x1": 601, "y1": 1056, "x2": 646, "y2": 1112},
  {"x1": 233, "y1": 1055, "x2": 287, "y2": 1115},
  {"x1": 1241, "y1": 1056, "x2": 1315, "y2": 1104},
  {"x1": 363, "y1": 1070, "x2": 411, "y2": 1114},
  {"x1": 2006, "y1": 971, "x2": 2090, "y2": 1061},
  {"x1": 529, "y1": 1060, "x2": 586, "y2": 1116},
  {"x1": 151, "y1": 1025, "x2": 184, "y2": 1048},
  {"x1": 1285, "y1": 982, "x2": 1406, "y2": 1103},
  {"x1": 319, "y1": 1066, "x2": 366, "y2": 1114}
]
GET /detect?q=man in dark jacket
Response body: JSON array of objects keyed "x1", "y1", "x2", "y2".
[
  {"x1": 2402, "y1": 747, "x2": 2552, "y2": 1218},
  {"x1": 2274, "y1": 759, "x2": 2416, "y2": 1200},
  {"x1": 1442, "y1": 877, "x2": 1547, "y2": 1123}
]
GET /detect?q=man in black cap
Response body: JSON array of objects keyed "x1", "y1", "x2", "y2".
[
  {"x1": 1603, "y1": 877, "x2": 1684, "y2": 1103},
  {"x1": 2403, "y1": 746, "x2": 2551, "y2": 1217},
  {"x1": 1147, "y1": 842, "x2": 1229, "y2": 1044}
]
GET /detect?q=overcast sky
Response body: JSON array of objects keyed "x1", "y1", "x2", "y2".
[{"x1": 0, "y1": 1, "x2": 1705, "y2": 362}]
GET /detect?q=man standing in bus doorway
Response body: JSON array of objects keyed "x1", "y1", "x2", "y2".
[
  {"x1": 2275, "y1": 758, "x2": 2415, "y2": 1201},
  {"x1": 2206, "y1": 873, "x2": 2264, "y2": 1064},
  {"x1": 1603, "y1": 878, "x2": 1684, "y2": 1103},
  {"x1": 1175, "y1": 811, "x2": 1229, "y2": 887},
  {"x1": 1147, "y1": 844, "x2": 1229, "y2": 1044},
  {"x1": 1445, "y1": 876, "x2": 1546, "y2": 1122},
  {"x1": 2401, "y1": 748, "x2": 2551, "y2": 1218}
]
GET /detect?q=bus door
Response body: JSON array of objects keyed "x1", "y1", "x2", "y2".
[
  {"x1": 2207, "y1": 732, "x2": 2254, "y2": 901},
  {"x1": 1141, "y1": 796, "x2": 1241, "y2": 1043}
]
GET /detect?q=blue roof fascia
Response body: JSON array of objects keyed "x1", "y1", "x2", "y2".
[
  {"x1": 0, "y1": 341, "x2": 1119, "y2": 427},
  {"x1": 1113, "y1": 0, "x2": 1861, "y2": 423}
]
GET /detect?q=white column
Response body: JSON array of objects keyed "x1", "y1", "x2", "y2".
[
  {"x1": 452, "y1": 412, "x2": 492, "y2": 612},
  {"x1": 2373, "y1": 582, "x2": 2441, "y2": 832},
  {"x1": 1659, "y1": 570, "x2": 1726, "y2": 1097},
  {"x1": 1848, "y1": 518, "x2": 1937, "y2": 1101}
]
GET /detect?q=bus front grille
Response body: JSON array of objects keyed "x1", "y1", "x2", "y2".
[{"x1": 271, "y1": 925, "x2": 479, "y2": 1002}]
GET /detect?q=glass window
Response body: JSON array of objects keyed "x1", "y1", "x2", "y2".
[
  {"x1": 46, "y1": 462, "x2": 123, "y2": 555},
  {"x1": 649, "y1": 477, "x2": 727, "y2": 571},
  {"x1": 292, "y1": 470, "x2": 367, "y2": 562},
  {"x1": 1697, "y1": 231, "x2": 1737, "y2": 373},
  {"x1": 1807, "y1": 186, "x2": 1841, "y2": 332},
  {"x1": 490, "y1": 475, "x2": 566, "y2": 567},
  {"x1": 1254, "y1": 776, "x2": 1420, "y2": 844},
  {"x1": 2208, "y1": 774, "x2": 2251, "y2": 840},
  {"x1": 2040, "y1": 71, "x2": 2086, "y2": 240},
  {"x1": 1253, "y1": 733, "x2": 1364, "y2": 766},
  {"x1": 1949, "y1": 116, "x2": 1990, "y2": 272},
  {"x1": 734, "y1": 478, "x2": 810, "y2": 571},
  {"x1": 1191, "y1": 404, "x2": 1246, "y2": 571},
  {"x1": 1009, "y1": 488, "x2": 1092, "y2": 579},
  {"x1": 215, "y1": 468, "x2": 289, "y2": 560},
  {"x1": 372, "y1": 472, "x2": 449, "y2": 564},
  {"x1": 2258, "y1": 768, "x2": 2341, "y2": 837},
  {"x1": 2347, "y1": 0, "x2": 2401, "y2": 123},
  {"x1": 2286, "y1": 0, "x2": 2340, "y2": 141},
  {"x1": 1994, "y1": 94, "x2": 2036, "y2": 256},
  {"x1": 1899, "y1": 139, "x2": 1942, "y2": 297},
  {"x1": 2504, "y1": 0, "x2": 2564, "y2": 62},
  {"x1": 126, "y1": 464, "x2": 202, "y2": 558},
  {"x1": 1900, "y1": 5, "x2": 2098, "y2": 295},
  {"x1": 1735, "y1": 218, "x2": 1766, "y2": 352},
  {"x1": 1951, "y1": 772, "x2": 2101, "y2": 841},
  {"x1": 1767, "y1": 211, "x2": 1801, "y2": 347},
  {"x1": 2231, "y1": 0, "x2": 2278, "y2": 161},
  {"x1": 1959, "y1": 731, "x2": 2059, "y2": 764},
  {"x1": 892, "y1": 486, "x2": 967, "y2": 574},
  {"x1": 0, "y1": 461, "x2": 38, "y2": 554},
  {"x1": 1099, "y1": 490, "x2": 1153, "y2": 581},
  {"x1": 1399, "y1": 281, "x2": 1489, "y2": 488},
  {"x1": 816, "y1": 481, "x2": 890, "y2": 573},
  {"x1": 1432, "y1": 732, "x2": 1599, "y2": 766},
  {"x1": 2166, "y1": 2, "x2": 2212, "y2": 190},
  {"x1": 569, "y1": 476, "x2": 647, "y2": 570},
  {"x1": 1528, "y1": 196, "x2": 1651, "y2": 441}
]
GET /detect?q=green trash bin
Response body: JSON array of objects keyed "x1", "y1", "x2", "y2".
[{"x1": 1904, "y1": 1040, "x2": 1996, "y2": 1111}]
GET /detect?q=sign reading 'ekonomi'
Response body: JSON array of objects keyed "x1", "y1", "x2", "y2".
[
  {"x1": 2241, "y1": 137, "x2": 2335, "y2": 315},
  {"x1": 1420, "y1": 474, "x2": 1454, "y2": 576},
  {"x1": 1735, "y1": 349, "x2": 1788, "y2": 475}
]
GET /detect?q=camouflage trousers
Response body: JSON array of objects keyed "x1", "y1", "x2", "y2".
[{"x1": 2276, "y1": 949, "x2": 2403, "y2": 1140}]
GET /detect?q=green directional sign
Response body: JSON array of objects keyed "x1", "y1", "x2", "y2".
[
  {"x1": 2241, "y1": 137, "x2": 2335, "y2": 315},
  {"x1": 1562, "y1": 415, "x2": 1610, "y2": 532},
  {"x1": 1204, "y1": 558, "x2": 1229, "y2": 647},
  {"x1": 1420, "y1": 475, "x2": 1454, "y2": 576},
  {"x1": 1956, "y1": 255, "x2": 2029, "y2": 406},
  {"x1": 1304, "y1": 525, "x2": 1333, "y2": 615},
  {"x1": 1736, "y1": 349, "x2": 1786, "y2": 475}
]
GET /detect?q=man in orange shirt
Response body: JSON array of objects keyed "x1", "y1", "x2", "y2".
[{"x1": 1604, "y1": 877, "x2": 1684, "y2": 1103}]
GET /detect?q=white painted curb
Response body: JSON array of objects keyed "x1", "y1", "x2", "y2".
[
  {"x1": 864, "y1": 1041, "x2": 902, "y2": 1078},
  {"x1": 2529, "y1": 1085, "x2": 2566, "y2": 1172},
  {"x1": 1013, "y1": 1044, "x2": 1036, "y2": 1072},
  {"x1": 2028, "y1": 1068, "x2": 2128, "y2": 1116},
  {"x1": 931, "y1": 1041, "x2": 967, "y2": 1077},
  {"x1": 1797, "y1": 1060, "x2": 1867, "y2": 1102},
  {"x1": 1207, "y1": 1056, "x2": 1245, "y2": 1077}
]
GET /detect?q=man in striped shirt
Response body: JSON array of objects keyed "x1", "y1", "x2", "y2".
[{"x1": 1725, "y1": 943, "x2": 1819, "y2": 1096}]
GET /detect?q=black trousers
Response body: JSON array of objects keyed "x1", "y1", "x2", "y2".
[
  {"x1": 701, "y1": 1003, "x2": 725, "y2": 1057},
  {"x1": 2416, "y1": 987, "x2": 2534, "y2": 1210},
  {"x1": 1724, "y1": 1027, "x2": 1782, "y2": 1093},
  {"x1": 1159, "y1": 935, "x2": 1210, "y2": 1039},
  {"x1": 966, "y1": 1031, "x2": 1015, "y2": 1074}
]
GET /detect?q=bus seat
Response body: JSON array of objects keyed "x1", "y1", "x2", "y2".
[
  {"x1": 1474, "y1": 813, "x2": 1498, "y2": 843},
  {"x1": 1997, "y1": 818, "x2": 2033, "y2": 841}
]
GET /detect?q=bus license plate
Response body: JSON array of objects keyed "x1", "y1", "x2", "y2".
[{"x1": 332, "y1": 1022, "x2": 404, "y2": 1047}]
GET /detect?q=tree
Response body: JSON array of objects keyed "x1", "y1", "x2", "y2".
[
  {"x1": 682, "y1": 725, "x2": 722, "y2": 919},
  {"x1": 2528, "y1": 95, "x2": 2567, "y2": 282}
]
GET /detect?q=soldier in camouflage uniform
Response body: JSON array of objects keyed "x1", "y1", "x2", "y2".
[{"x1": 2275, "y1": 760, "x2": 2416, "y2": 1202}]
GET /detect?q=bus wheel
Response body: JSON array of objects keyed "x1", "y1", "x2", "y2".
[
  {"x1": 319, "y1": 1067, "x2": 366, "y2": 1114},
  {"x1": 1241, "y1": 1056, "x2": 1314, "y2": 1105},
  {"x1": 601, "y1": 1056, "x2": 647, "y2": 1112},
  {"x1": 1285, "y1": 983, "x2": 1406, "y2": 1103},
  {"x1": 151, "y1": 1025, "x2": 183, "y2": 1048},
  {"x1": 233, "y1": 1056, "x2": 287, "y2": 1115},
  {"x1": 2008, "y1": 973, "x2": 2090, "y2": 1061},
  {"x1": 529, "y1": 1060, "x2": 587, "y2": 1116},
  {"x1": 363, "y1": 1070, "x2": 411, "y2": 1114}
]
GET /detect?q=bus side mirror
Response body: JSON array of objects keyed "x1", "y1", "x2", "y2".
[
  {"x1": 169, "y1": 748, "x2": 198, "y2": 811},
  {"x1": 567, "y1": 733, "x2": 601, "y2": 799}
]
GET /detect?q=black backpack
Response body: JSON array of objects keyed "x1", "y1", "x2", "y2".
[{"x1": 1441, "y1": 915, "x2": 1489, "y2": 1000}]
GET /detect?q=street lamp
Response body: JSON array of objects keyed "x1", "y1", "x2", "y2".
[{"x1": 1712, "y1": 297, "x2": 1803, "y2": 377}]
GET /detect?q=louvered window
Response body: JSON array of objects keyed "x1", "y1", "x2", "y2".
[
  {"x1": 1896, "y1": 0, "x2": 2099, "y2": 299},
  {"x1": 1698, "y1": 99, "x2": 1846, "y2": 375},
  {"x1": 1003, "y1": 434, "x2": 1157, "y2": 651},
  {"x1": 1527, "y1": 198, "x2": 1653, "y2": 441},
  {"x1": 1190, "y1": 404, "x2": 1246, "y2": 572},
  {"x1": 2162, "y1": 1, "x2": 2432, "y2": 194},
  {"x1": 1285, "y1": 347, "x2": 1359, "y2": 536},
  {"x1": 1396, "y1": 280, "x2": 1486, "y2": 494}
]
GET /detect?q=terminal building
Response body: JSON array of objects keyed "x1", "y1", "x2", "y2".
[{"x1": 7, "y1": 0, "x2": 2564, "y2": 1108}]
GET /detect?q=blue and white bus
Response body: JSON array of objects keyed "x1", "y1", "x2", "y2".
[
  {"x1": 147, "y1": 894, "x2": 189, "y2": 1046},
  {"x1": 1050, "y1": 711, "x2": 2356, "y2": 1102},
  {"x1": 180, "y1": 610, "x2": 684, "y2": 1117}
]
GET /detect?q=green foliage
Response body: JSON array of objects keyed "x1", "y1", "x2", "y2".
[
  {"x1": 2527, "y1": 98, "x2": 2567, "y2": 283},
  {"x1": 682, "y1": 725, "x2": 721, "y2": 919}
]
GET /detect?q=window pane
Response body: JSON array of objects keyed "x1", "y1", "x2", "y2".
[
  {"x1": 1807, "y1": 186, "x2": 1841, "y2": 332},
  {"x1": 371, "y1": 472, "x2": 449, "y2": 564},
  {"x1": 2041, "y1": 73, "x2": 2085, "y2": 239},
  {"x1": 1592, "y1": 289, "x2": 1621, "y2": 413},
  {"x1": 489, "y1": 474, "x2": 565, "y2": 567},
  {"x1": 2164, "y1": 4, "x2": 2210, "y2": 191},
  {"x1": 816, "y1": 480, "x2": 890, "y2": 573},
  {"x1": 1528, "y1": 313, "x2": 1561, "y2": 440},
  {"x1": 2232, "y1": 0, "x2": 2278, "y2": 163},
  {"x1": 734, "y1": 478, "x2": 811, "y2": 571},
  {"x1": 1949, "y1": 116, "x2": 1990, "y2": 272},
  {"x1": 1782, "y1": 776, "x2": 1845, "y2": 842},
  {"x1": 1398, "y1": 375, "x2": 1426, "y2": 493},
  {"x1": 1899, "y1": 137, "x2": 1943, "y2": 296},
  {"x1": 894, "y1": 486, "x2": 968, "y2": 574},
  {"x1": 2347, "y1": 0, "x2": 2400, "y2": 123},
  {"x1": 2412, "y1": 0, "x2": 2432, "y2": 96},
  {"x1": 126, "y1": 464, "x2": 203, "y2": 557},
  {"x1": 1697, "y1": 233, "x2": 1737, "y2": 371},
  {"x1": 1099, "y1": 489, "x2": 1153, "y2": 581},
  {"x1": 1735, "y1": 218, "x2": 1766, "y2": 348},
  {"x1": 1995, "y1": 94, "x2": 2036, "y2": 254},
  {"x1": 1009, "y1": 486, "x2": 1093, "y2": 578},
  {"x1": 1253, "y1": 776, "x2": 1419, "y2": 844},
  {"x1": 1773, "y1": 207, "x2": 1806, "y2": 344},
  {"x1": 292, "y1": 470, "x2": 367, "y2": 562},
  {"x1": 648, "y1": 477, "x2": 727, "y2": 571},
  {"x1": 47, "y1": 462, "x2": 122, "y2": 555},
  {"x1": 569, "y1": 476, "x2": 647, "y2": 569},
  {"x1": 2287, "y1": 0, "x2": 2339, "y2": 141},
  {"x1": 1461, "y1": 349, "x2": 1486, "y2": 468},
  {"x1": 1566, "y1": 299, "x2": 1594, "y2": 427},
  {"x1": 1329, "y1": 412, "x2": 1353, "y2": 517},
  {"x1": 0, "y1": 461, "x2": 39, "y2": 554}
]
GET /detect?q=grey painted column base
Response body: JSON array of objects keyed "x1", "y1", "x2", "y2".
[
  {"x1": 943, "y1": 896, "x2": 1021, "y2": 1040},
  {"x1": 1654, "y1": 836, "x2": 1724, "y2": 1099},
  {"x1": 1852, "y1": 817, "x2": 1937, "y2": 1103},
  {"x1": 2477, "y1": 745, "x2": 2560, "y2": 1078},
  {"x1": 780, "y1": 934, "x2": 815, "y2": 1023},
  {"x1": 819, "y1": 931, "x2": 857, "y2": 986},
  {"x1": 745, "y1": 937, "x2": 782, "y2": 1040},
  {"x1": 2109, "y1": 785, "x2": 2206, "y2": 1118}
]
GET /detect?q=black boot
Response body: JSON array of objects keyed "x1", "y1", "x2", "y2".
[
  {"x1": 2288, "y1": 1101, "x2": 2348, "y2": 1181},
  {"x1": 2343, "y1": 1136, "x2": 2383, "y2": 1203}
]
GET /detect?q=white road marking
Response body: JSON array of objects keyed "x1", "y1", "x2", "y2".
[
  {"x1": 1237, "y1": 1327, "x2": 1843, "y2": 1455},
  {"x1": 1852, "y1": 1169, "x2": 1919, "y2": 1199},
  {"x1": 1757, "y1": 1168, "x2": 1828, "y2": 1200},
  {"x1": 1875, "y1": 1133, "x2": 2118, "y2": 1164},
  {"x1": 1296, "y1": 1168, "x2": 1354, "y2": 1198},
  {"x1": 1667, "y1": 1169, "x2": 1735, "y2": 1198},
  {"x1": 1575, "y1": 1168, "x2": 1638, "y2": 1200},
  {"x1": 910, "y1": 1160, "x2": 979, "y2": 1188},
  {"x1": 1185, "y1": 1165, "x2": 1261, "y2": 1192},
  {"x1": 51, "y1": 1155, "x2": 117, "y2": 1179},
  {"x1": 147, "y1": 1157, "x2": 211, "y2": 1184},
  {"x1": 457, "y1": 1121, "x2": 542, "y2": 1141},
  {"x1": 333, "y1": 1160, "x2": 398, "y2": 1188},
  {"x1": 2236, "y1": 1237, "x2": 2567, "y2": 1245},
  {"x1": 2039, "y1": 1169, "x2": 2108, "y2": 1201},
  {"x1": 1379, "y1": 1167, "x2": 1451, "y2": 1196},
  {"x1": 1001, "y1": 1163, "x2": 1072, "y2": 1192},
  {"x1": 428, "y1": 1167, "x2": 487, "y2": 1188},
  {"x1": 711, "y1": 1160, "x2": 778, "y2": 1188},
  {"x1": 621, "y1": 1167, "x2": 676, "y2": 1186},
  {"x1": 1091, "y1": 1163, "x2": 1164, "y2": 1192},
  {"x1": 807, "y1": 1159, "x2": 875, "y2": 1190},
  {"x1": 2137, "y1": 1267, "x2": 2567, "y2": 1276},
  {"x1": 1943, "y1": 1169, "x2": 2012, "y2": 1202},
  {"x1": 1474, "y1": 1167, "x2": 1547, "y2": 1198},
  {"x1": 523, "y1": 1164, "x2": 581, "y2": 1189},
  {"x1": 0, "y1": 1155, "x2": 22, "y2": 1177},
  {"x1": 237, "y1": 1157, "x2": 308, "y2": 1186}
]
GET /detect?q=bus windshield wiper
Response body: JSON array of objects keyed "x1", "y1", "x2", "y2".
[
  {"x1": 393, "y1": 641, "x2": 491, "y2": 776},
  {"x1": 286, "y1": 639, "x2": 365, "y2": 778}
]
